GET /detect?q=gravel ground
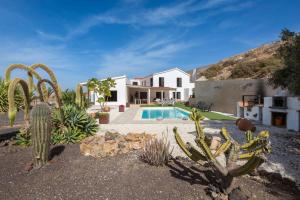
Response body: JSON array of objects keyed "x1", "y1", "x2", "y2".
[
  {"x1": 0, "y1": 144, "x2": 299, "y2": 200},
  {"x1": 99, "y1": 121, "x2": 300, "y2": 190}
]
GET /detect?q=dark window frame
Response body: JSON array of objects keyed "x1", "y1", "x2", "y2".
[
  {"x1": 159, "y1": 77, "x2": 164, "y2": 87},
  {"x1": 176, "y1": 92, "x2": 181, "y2": 100},
  {"x1": 177, "y1": 77, "x2": 182, "y2": 87},
  {"x1": 150, "y1": 78, "x2": 153, "y2": 87},
  {"x1": 107, "y1": 90, "x2": 118, "y2": 102}
]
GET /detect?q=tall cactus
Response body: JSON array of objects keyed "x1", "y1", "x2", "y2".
[
  {"x1": 5, "y1": 64, "x2": 48, "y2": 101},
  {"x1": 75, "y1": 84, "x2": 84, "y2": 108},
  {"x1": 174, "y1": 108, "x2": 271, "y2": 193},
  {"x1": 7, "y1": 78, "x2": 31, "y2": 126},
  {"x1": 29, "y1": 63, "x2": 61, "y2": 99},
  {"x1": 31, "y1": 103, "x2": 52, "y2": 168}
]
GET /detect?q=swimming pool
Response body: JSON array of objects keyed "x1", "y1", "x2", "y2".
[{"x1": 141, "y1": 108, "x2": 190, "y2": 120}]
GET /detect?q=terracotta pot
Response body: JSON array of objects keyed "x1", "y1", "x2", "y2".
[
  {"x1": 275, "y1": 117, "x2": 283, "y2": 126},
  {"x1": 99, "y1": 114, "x2": 110, "y2": 124},
  {"x1": 236, "y1": 118, "x2": 256, "y2": 132}
]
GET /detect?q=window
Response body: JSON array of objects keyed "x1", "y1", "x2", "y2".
[
  {"x1": 159, "y1": 77, "x2": 164, "y2": 87},
  {"x1": 132, "y1": 81, "x2": 138, "y2": 85},
  {"x1": 156, "y1": 92, "x2": 161, "y2": 99},
  {"x1": 177, "y1": 78, "x2": 182, "y2": 87},
  {"x1": 107, "y1": 91, "x2": 117, "y2": 102},
  {"x1": 172, "y1": 92, "x2": 176, "y2": 99},
  {"x1": 176, "y1": 92, "x2": 181, "y2": 100},
  {"x1": 150, "y1": 78, "x2": 153, "y2": 87}
]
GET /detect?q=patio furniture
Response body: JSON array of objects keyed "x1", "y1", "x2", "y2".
[
  {"x1": 160, "y1": 99, "x2": 175, "y2": 106},
  {"x1": 197, "y1": 101, "x2": 213, "y2": 112}
]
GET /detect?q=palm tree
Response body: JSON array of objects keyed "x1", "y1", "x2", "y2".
[{"x1": 86, "y1": 78, "x2": 99, "y2": 103}]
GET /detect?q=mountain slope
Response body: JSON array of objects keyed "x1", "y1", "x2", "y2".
[{"x1": 189, "y1": 41, "x2": 283, "y2": 81}]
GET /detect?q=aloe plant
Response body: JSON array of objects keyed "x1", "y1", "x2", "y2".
[{"x1": 174, "y1": 108, "x2": 271, "y2": 193}]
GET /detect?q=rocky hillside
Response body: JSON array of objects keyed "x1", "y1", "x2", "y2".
[{"x1": 188, "y1": 41, "x2": 283, "y2": 81}]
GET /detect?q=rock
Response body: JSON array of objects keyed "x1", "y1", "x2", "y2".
[
  {"x1": 105, "y1": 131, "x2": 121, "y2": 141},
  {"x1": 228, "y1": 187, "x2": 249, "y2": 200},
  {"x1": 102, "y1": 140, "x2": 118, "y2": 156},
  {"x1": 80, "y1": 132, "x2": 154, "y2": 158}
]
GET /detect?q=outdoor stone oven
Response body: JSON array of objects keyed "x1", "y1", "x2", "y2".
[{"x1": 263, "y1": 96, "x2": 300, "y2": 131}]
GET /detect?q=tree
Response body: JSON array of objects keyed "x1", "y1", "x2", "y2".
[
  {"x1": 270, "y1": 28, "x2": 300, "y2": 95},
  {"x1": 87, "y1": 77, "x2": 116, "y2": 111},
  {"x1": 97, "y1": 78, "x2": 116, "y2": 110}
]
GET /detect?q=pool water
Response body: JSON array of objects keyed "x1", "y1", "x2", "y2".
[{"x1": 141, "y1": 108, "x2": 190, "y2": 120}]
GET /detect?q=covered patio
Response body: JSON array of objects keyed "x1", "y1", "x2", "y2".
[{"x1": 127, "y1": 85, "x2": 176, "y2": 104}]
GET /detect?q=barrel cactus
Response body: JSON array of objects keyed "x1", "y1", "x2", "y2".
[{"x1": 31, "y1": 103, "x2": 52, "y2": 168}]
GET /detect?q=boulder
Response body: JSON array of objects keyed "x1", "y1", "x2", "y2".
[{"x1": 80, "y1": 132, "x2": 155, "y2": 158}]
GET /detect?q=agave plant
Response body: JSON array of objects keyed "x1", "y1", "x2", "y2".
[{"x1": 51, "y1": 104, "x2": 98, "y2": 144}]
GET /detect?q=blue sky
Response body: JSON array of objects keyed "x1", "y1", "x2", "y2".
[{"x1": 0, "y1": 0, "x2": 300, "y2": 89}]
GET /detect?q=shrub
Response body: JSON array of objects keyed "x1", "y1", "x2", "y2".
[
  {"x1": 51, "y1": 104, "x2": 98, "y2": 144},
  {"x1": 61, "y1": 89, "x2": 76, "y2": 105},
  {"x1": 15, "y1": 125, "x2": 31, "y2": 146},
  {"x1": 140, "y1": 133, "x2": 172, "y2": 166},
  {"x1": 0, "y1": 77, "x2": 23, "y2": 112}
]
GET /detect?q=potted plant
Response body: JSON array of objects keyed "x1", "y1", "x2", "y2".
[
  {"x1": 96, "y1": 112, "x2": 110, "y2": 124},
  {"x1": 96, "y1": 78, "x2": 116, "y2": 112}
]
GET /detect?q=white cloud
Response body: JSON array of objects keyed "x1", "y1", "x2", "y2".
[
  {"x1": 96, "y1": 32, "x2": 197, "y2": 77},
  {"x1": 37, "y1": 0, "x2": 253, "y2": 41}
]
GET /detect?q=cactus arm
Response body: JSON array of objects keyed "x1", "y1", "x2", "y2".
[
  {"x1": 228, "y1": 155, "x2": 265, "y2": 177},
  {"x1": 220, "y1": 127, "x2": 231, "y2": 140},
  {"x1": 4, "y1": 64, "x2": 48, "y2": 100},
  {"x1": 214, "y1": 140, "x2": 232, "y2": 157},
  {"x1": 241, "y1": 131, "x2": 270, "y2": 150},
  {"x1": 173, "y1": 127, "x2": 206, "y2": 163},
  {"x1": 196, "y1": 138, "x2": 228, "y2": 176},
  {"x1": 239, "y1": 149, "x2": 264, "y2": 159},
  {"x1": 245, "y1": 130, "x2": 254, "y2": 142},
  {"x1": 37, "y1": 79, "x2": 62, "y2": 108},
  {"x1": 7, "y1": 78, "x2": 30, "y2": 126},
  {"x1": 30, "y1": 63, "x2": 60, "y2": 99}
]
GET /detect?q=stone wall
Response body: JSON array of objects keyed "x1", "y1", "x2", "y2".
[{"x1": 193, "y1": 79, "x2": 279, "y2": 115}]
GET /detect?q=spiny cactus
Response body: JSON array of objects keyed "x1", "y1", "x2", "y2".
[
  {"x1": 31, "y1": 103, "x2": 52, "y2": 168},
  {"x1": 37, "y1": 79, "x2": 64, "y2": 121},
  {"x1": 75, "y1": 84, "x2": 84, "y2": 108},
  {"x1": 174, "y1": 108, "x2": 271, "y2": 193},
  {"x1": 29, "y1": 63, "x2": 61, "y2": 99},
  {"x1": 7, "y1": 78, "x2": 30, "y2": 126},
  {"x1": 5, "y1": 64, "x2": 48, "y2": 101}
]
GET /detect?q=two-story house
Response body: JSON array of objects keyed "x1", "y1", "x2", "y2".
[{"x1": 85, "y1": 67, "x2": 194, "y2": 106}]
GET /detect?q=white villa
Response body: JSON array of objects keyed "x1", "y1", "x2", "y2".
[{"x1": 85, "y1": 68, "x2": 195, "y2": 106}]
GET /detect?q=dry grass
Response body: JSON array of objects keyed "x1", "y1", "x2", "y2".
[{"x1": 140, "y1": 133, "x2": 172, "y2": 166}]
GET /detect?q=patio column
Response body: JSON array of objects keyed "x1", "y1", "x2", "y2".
[
  {"x1": 161, "y1": 90, "x2": 164, "y2": 100},
  {"x1": 147, "y1": 88, "x2": 150, "y2": 104}
]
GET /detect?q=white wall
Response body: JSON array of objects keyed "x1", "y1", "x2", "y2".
[
  {"x1": 93, "y1": 76, "x2": 127, "y2": 106},
  {"x1": 142, "y1": 68, "x2": 193, "y2": 101},
  {"x1": 263, "y1": 97, "x2": 300, "y2": 131}
]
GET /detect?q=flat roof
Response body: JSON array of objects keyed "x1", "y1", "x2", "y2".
[{"x1": 126, "y1": 85, "x2": 176, "y2": 90}]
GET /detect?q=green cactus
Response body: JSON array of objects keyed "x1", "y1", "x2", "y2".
[
  {"x1": 5, "y1": 64, "x2": 48, "y2": 101},
  {"x1": 174, "y1": 108, "x2": 271, "y2": 193},
  {"x1": 31, "y1": 103, "x2": 52, "y2": 168},
  {"x1": 37, "y1": 79, "x2": 64, "y2": 122},
  {"x1": 75, "y1": 84, "x2": 84, "y2": 108},
  {"x1": 29, "y1": 63, "x2": 61, "y2": 99},
  {"x1": 7, "y1": 78, "x2": 31, "y2": 126}
]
